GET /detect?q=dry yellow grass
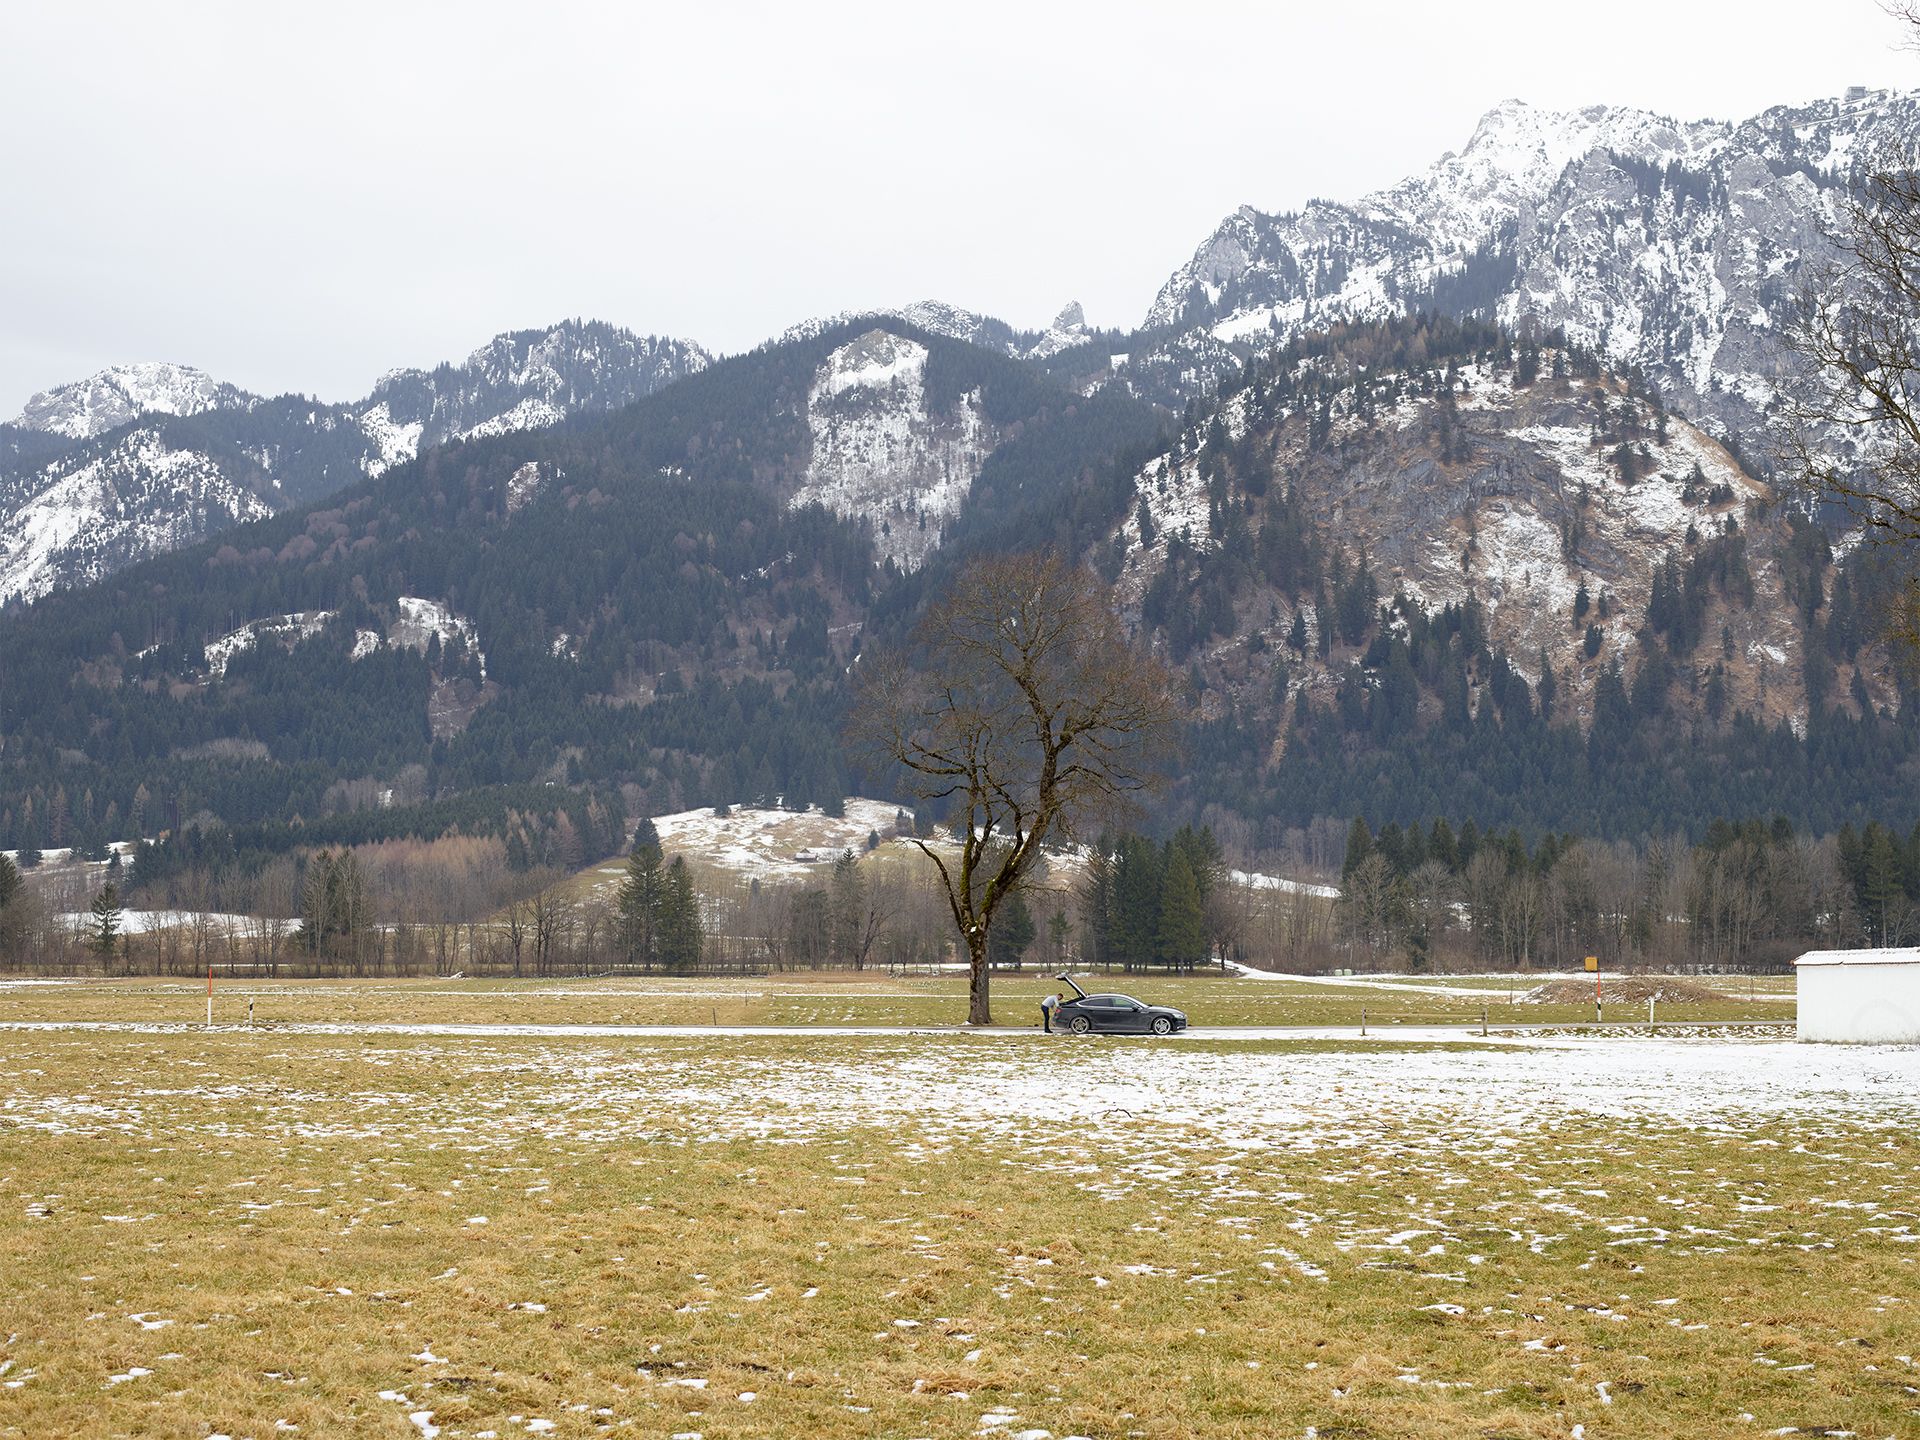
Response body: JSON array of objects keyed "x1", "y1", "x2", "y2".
[
  {"x1": 0, "y1": 971, "x2": 1790, "y2": 1032},
  {"x1": 1, "y1": 1026, "x2": 1915, "y2": 1438}
]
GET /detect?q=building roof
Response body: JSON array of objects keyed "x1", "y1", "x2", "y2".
[{"x1": 1795, "y1": 948, "x2": 1920, "y2": 968}]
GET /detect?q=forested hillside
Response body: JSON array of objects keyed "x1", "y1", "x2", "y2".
[
  {"x1": 1107, "y1": 315, "x2": 1920, "y2": 840},
  {"x1": 0, "y1": 319, "x2": 1160, "y2": 869}
]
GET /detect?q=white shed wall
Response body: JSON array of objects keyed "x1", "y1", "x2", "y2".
[{"x1": 1797, "y1": 955, "x2": 1920, "y2": 1044}]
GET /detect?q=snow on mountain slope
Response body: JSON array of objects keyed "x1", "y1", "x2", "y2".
[
  {"x1": 0, "y1": 426, "x2": 273, "y2": 606},
  {"x1": 1136, "y1": 87, "x2": 1920, "y2": 439},
  {"x1": 789, "y1": 329, "x2": 993, "y2": 571},
  {"x1": 200, "y1": 596, "x2": 484, "y2": 680},
  {"x1": 1, "y1": 320, "x2": 709, "y2": 605},
  {"x1": 15, "y1": 362, "x2": 254, "y2": 439},
  {"x1": 388, "y1": 596, "x2": 485, "y2": 677},
  {"x1": 354, "y1": 401, "x2": 426, "y2": 477},
  {"x1": 203, "y1": 610, "x2": 335, "y2": 677}
]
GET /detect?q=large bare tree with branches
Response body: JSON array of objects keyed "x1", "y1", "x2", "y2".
[{"x1": 850, "y1": 552, "x2": 1175, "y2": 1024}]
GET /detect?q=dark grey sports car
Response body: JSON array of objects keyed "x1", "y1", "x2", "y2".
[{"x1": 1053, "y1": 974, "x2": 1188, "y2": 1035}]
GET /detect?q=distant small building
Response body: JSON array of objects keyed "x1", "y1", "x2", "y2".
[{"x1": 1796, "y1": 949, "x2": 1920, "y2": 1044}]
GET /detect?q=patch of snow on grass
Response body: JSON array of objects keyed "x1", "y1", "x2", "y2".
[{"x1": 649, "y1": 799, "x2": 908, "y2": 881}]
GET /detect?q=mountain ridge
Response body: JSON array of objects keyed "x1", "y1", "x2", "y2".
[
  {"x1": 1125, "y1": 86, "x2": 1920, "y2": 432},
  {"x1": 0, "y1": 319, "x2": 711, "y2": 606}
]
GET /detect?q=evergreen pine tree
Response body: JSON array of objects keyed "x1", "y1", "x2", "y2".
[
  {"x1": 1112, "y1": 836, "x2": 1164, "y2": 968},
  {"x1": 88, "y1": 882, "x2": 123, "y2": 961},
  {"x1": 1157, "y1": 852, "x2": 1208, "y2": 967},
  {"x1": 656, "y1": 856, "x2": 703, "y2": 972},
  {"x1": 987, "y1": 889, "x2": 1036, "y2": 969},
  {"x1": 1080, "y1": 841, "x2": 1115, "y2": 967},
  {"x1": 1342, "y1": 818, "x2": 1375, "y2": 885},
  {"x1": 617, "y1": 822, "x2": 665, "y2": 967}
]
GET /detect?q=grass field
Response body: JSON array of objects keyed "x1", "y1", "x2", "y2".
[
  {"x1": 3, "y1": 981, "x2": 1917, "y2": 1439},
  {"x1": 0, "y1": 970, "x2": 1793, "y2": 1032}
]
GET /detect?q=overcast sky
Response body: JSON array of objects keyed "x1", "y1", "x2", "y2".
[{"x1": 3, "y1": 0, "x2": 1916, "y2": 413}]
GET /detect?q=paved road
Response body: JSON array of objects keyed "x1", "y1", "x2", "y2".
[{"x1": 0, "y1": 1019, "x2": 1787, "y2": 1044}]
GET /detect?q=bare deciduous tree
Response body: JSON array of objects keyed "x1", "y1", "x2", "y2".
[{"x1": 850, "y1": 553, "x2": 1175, "y2": 1023}]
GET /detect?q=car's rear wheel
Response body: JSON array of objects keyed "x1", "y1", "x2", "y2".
[
  {"x1": 1150, "y1": 1015, "x2": 1174, "y2": 1036},
  {"x1": 1069, "y1": 1015, "x2": 1091, "y2": 1035}
]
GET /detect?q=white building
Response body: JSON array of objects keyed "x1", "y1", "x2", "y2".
[{"x1": 1795, "y1": 949, "x2": 1920, "y2": 1044}]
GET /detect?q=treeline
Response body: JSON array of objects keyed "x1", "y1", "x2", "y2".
[
  {"x1": 1332, "y1": 812, "x2": 1920, "y2": 970},
  {"x1": 119, "y1": 786, "x2": 629, "y2": 896}
]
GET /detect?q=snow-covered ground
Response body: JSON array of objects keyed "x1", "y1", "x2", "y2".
[
  {"x1": 1229, "y1": 869, "x2": 1338, "y2": 899},
  {"x1": 5, "y1": 1031, "x2": 1913, "y2": 1150},
  {"x1": 51, "y1": 909, "x2": 298, "y2": 936},
  {"x1": 2, "y1": 841, "x2": 136, "y2": 868},
  {"x1": 646, "y1": 801, "x2": 1336, "y2": 901},
  {"x1": 650, "y1": 799, "x2": 909, "y2": 881},
  {"x1": 204, "y1": 610, "x2": 335, "y2": 677}
]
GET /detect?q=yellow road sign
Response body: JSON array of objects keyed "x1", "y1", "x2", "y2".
[{"x1": 1584, "y1": 955, "x2": 1598, "y2": 972}]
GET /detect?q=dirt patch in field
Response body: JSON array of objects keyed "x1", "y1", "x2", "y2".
[{"x1": 1520, "y1": 975, "x2": 1723, "y2": 1005}]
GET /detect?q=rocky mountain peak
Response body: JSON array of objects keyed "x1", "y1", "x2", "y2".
[
  {"x1": 1131, "y1": 84, "x2": 1920, "y2": 446},
  {"x1": 15, "y1": 362, "x2": 251, "y2": 440}
]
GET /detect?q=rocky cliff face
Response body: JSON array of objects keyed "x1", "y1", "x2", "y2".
[
  {"x1": 1113, "y1": 332, "x2": 1891, "y2": 735},
  {"x1": 789, "y1": 328, "x2": 994, "y2": 571}
]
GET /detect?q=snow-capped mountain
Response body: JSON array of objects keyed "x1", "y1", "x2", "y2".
[
  {"x1": 15, "y1": 362, "x2": 254, "y2": 440},
  {"x1": 1131, "y1": 87, "x2": 1920, "y2": 438},
  {"x1": 778, "y1": 299, "x2": 1095, "y2": 365},
  {"x1": 0, "y1": 320, "x2": 710, "y2": 606},
  {"x1": 355, "y1": 322, "x2": 711, "y2": 470}
]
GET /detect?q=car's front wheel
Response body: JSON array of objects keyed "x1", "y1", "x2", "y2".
[
  {"x1": 1150, "y1": 1015, "x2": 1174, "y2": 1036},
  {"x1": 1069, "y1": 1015, "x2": 1091, "y2": 1035}
]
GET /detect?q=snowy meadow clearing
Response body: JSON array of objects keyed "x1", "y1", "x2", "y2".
[{"x1": 2, "y1": 1022, "x2": 1917, "y2": 1439}]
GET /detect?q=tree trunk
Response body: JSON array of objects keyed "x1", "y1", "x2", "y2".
[{"x1": 967, "y1": 930, "x2": 991, "y2": 1025}]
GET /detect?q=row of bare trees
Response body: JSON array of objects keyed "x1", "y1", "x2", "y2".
[
  {"x1": 14, "y1": 818, "x2": 1870, "y2": 979},
  {"x1": 1331, "y1": 833, "x2": 1864, "y2": 973}
]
